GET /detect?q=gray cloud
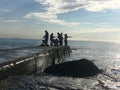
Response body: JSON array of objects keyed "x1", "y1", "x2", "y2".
[{"x1": 25, "y1": 0, "x2": 120, "y2": 25}]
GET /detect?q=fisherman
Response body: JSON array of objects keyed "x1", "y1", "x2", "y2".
[
  {"x1": 43, "y1": 30, "x2": 49, "y2": 46},
  {"x1": 59, "y1": 33, "x2": 63, "y2": 46},
  {"x1": 64, "y1": 34, "x2": 68, "y2": 46},
  {"x1": 53, "y1": 38, "x2": 59, "y2": 46},
  {"x1": 50, "y1": 33, "x2": 55, "y2": 46},
  {"x1": 57, "y1": 32, "x2": 60, "y2": 46},
  {"x1": 64, "y1": 34, "x2": 71, "y2": 46}
]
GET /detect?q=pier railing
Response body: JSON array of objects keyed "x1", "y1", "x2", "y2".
[{"x1": 0, "y1": 46, "x2": 71, "y2": 80}]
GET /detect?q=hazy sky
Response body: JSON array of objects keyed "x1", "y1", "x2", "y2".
[{"x1": 0, "y1": 0, "x2": 120, "y2": 42}]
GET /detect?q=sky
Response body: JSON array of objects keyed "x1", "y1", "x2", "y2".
[{"x1": 0, "y1": 0, "x2": 120, "y2": 42}]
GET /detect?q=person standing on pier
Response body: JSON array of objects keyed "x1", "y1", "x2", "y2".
[
  {"x1": 64, "y1": 34, "x2": 68, "y2": 46},
  {"x1": 57, "y1": 32, "x2": 60, "y2": 46},
  {"x1": 43, "y1": 30, "x2": 49, "y2": 46},
  {"x1": 59, "y1": 33, "x2": 63, "y2": 46},
  {"x1": 64, "y1": 34, "x2": 71, "y2": 46},
  {"x1": 54, "y1": 39, "x2": 59, "y2": 46},
  {"x1": 50, "y1": 33, "x2": 54, "y2": 46}
]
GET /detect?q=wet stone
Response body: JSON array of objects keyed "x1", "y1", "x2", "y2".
[{"x1": 44, "y1": 59, "x2": 101, "y2": 77}]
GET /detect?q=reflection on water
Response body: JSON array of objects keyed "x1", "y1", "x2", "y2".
[
  {"x1": 6, "y1": 70, "x2": 120, "y2": 90},
  {"x1": 0, "y1": 49, "x2": 42, "y2": 63}
]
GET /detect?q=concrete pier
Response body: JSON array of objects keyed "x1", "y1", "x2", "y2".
[{"x1": 0, "y1": 46, "x2": 70, "y2": 80}]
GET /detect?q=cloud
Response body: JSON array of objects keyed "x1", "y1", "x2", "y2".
[
  {"x1": 86, "y1": 28, "x2": 120, "y2": 33},
  {"x1": 24, "y1": 12, "x2": 80, "y2": 25},
  {"x1": 67, "y1": 27, "x2": 120, "y2": 42},
  {"x1": 67, "y1": 27, "x2": 120, "y2": 34},
  {"x1": 85, "y1": 0, "x2": 120, "y2": 12},
  {"x1": 0, "y1": 19, "x2": 19, "y2": 23},
  {"x1": 24, "y1": 0, "x2": 120, "y2": 25},
  {"x1": 0, "y1": 9, "x2": 11, "y2": 13},
  {"x1": 0, "y1": 18, "x2": 4, "y2": 20}
]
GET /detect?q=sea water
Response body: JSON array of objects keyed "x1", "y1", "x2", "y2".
[
  {"x1": 0, "y1": 38, "x2": 41, "y2": 49},
  {"x1": 0, "y1": 38, "x2": 120, "y2": 90},
  {"x1": 69, "y1": 41, "x2": 120, "y2": 70},
  {"x1": 64, "y1": 41, "x2": 120, "y2": 89},
  {"x1": 0, "y1": 38, "x2": 42, "y2": 63}
]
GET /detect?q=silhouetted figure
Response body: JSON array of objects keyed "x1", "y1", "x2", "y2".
[
  {"x1": 43, "y1": 30, "x2": 49, "y2": 46},
  {"x1": 57, "y1": 32, "x2": 60, "y2": 46},
  {"x1": 50, "y1": 33, "x2": 54, "y2": 46},
  {"x1": 54, "y1": 39, "x2": 59, "y2": 46},
  {"x1": 59, "y1": 33, "x2": 63, "y2": 46},
  {"x1": 64, "y1": 34, "x2": 68, "y2": 46},
  {"x1": 40, "y1": 40, "x2": 46, "y2": 46}
]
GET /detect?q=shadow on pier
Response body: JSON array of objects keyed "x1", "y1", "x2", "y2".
[{"x1": 44, "y1": 58, "x2": 101, "y2": 78}]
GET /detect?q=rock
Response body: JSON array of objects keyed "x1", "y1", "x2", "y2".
[{"x1": 44, "y1": 59, "x2": 101, "y2": 77}]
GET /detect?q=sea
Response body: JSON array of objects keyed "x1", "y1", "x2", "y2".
[
  {"x1": 0, "y1": 38, "x2": 41, "y2": 49},
  {"x1": 0, "y1": 38, "x2": 120, "y2": 90}
]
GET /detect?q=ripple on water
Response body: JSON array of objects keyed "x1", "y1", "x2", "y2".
[{"x1": 3, "y1": 68, "x2": 119, "y2": 90}]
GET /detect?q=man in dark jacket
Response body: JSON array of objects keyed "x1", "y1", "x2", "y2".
[
  {"x1": 43, "y1": 30, "x2": 49, "y2": 46},
  {"x1": 50, "y1": 33, "x2": 54, "y2": 46}
]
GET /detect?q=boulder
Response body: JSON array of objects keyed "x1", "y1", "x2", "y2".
[{"x1": 44, "y1": 59, "x2": 101, "y2": 77}]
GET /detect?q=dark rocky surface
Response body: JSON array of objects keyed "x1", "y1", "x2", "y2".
[{"x1": 45, "y1": 59, "x2": 101, "y2": 77}]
